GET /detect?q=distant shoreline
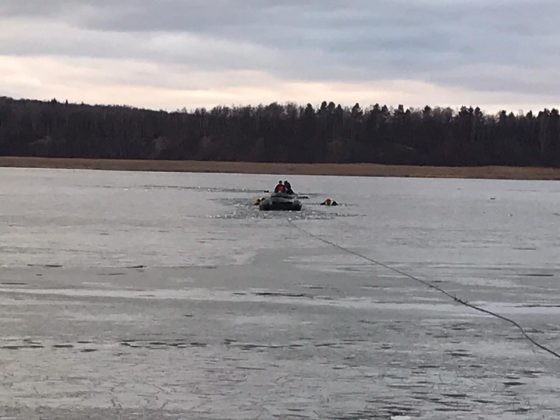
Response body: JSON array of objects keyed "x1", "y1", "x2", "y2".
[{"x1": 1, "y1": 156, "x2": 560, "y2": 180}]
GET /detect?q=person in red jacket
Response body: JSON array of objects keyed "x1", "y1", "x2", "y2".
[{"x1": 274, "y1": 180, "x2": 285, "y2": 193}]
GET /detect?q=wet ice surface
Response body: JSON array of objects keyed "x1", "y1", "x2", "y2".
[{"x1": 1, "y1": 168, "x2": 560, "y2": 419}]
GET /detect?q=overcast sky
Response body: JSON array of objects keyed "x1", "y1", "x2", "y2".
[{"x1": 1, "y1": 0, "x2": 558, "y2": 113}]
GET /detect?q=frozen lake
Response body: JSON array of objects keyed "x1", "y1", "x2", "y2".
[{"x1": 1, "y1": 167, "x2": 560, "y2": 419}]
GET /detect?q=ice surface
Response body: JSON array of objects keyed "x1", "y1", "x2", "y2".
[{"x1": 0, "y1": 167, "x2": 559, "y2": 418}]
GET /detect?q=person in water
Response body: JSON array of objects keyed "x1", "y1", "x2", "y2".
[
  {"x1": 321, "y1": 197, "x2": 338, "y2": 206},
  {"x1": 274, "y1": 180, "x2": 285, "y2": 193},
  {"x1": 284, "y1": 180, "x2": 294, "y2": 194}
]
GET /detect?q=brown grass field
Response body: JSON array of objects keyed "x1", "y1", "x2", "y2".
[{"x1": 1, "y1": 156, "x2": 560, "y2": 180}]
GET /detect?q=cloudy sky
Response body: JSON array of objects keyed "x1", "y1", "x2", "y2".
[{"x1": 0, "y1": 0, "x2": 558, "y2": 112}]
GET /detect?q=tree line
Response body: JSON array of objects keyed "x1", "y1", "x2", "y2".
[{"x1": 0, "y1": 96, "x2": 559, "y2": 166}]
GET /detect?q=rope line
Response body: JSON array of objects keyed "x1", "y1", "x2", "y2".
[{"x1": 287, "y1": 219, "x2": 560, "y2": 360}]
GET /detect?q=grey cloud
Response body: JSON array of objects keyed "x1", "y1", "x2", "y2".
[{"x1": 1, "y1": 0, "x2": 560, "y2": 100}]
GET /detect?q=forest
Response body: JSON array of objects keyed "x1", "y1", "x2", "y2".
[{"x1": 0, "y1": 96, "x2": 559, "y2": 166}]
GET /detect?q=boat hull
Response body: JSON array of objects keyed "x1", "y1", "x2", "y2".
[{"x1": 259, "y1": 193, "x2": 302, "y2": 211}]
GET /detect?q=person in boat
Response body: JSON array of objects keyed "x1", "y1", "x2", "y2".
[
  {"x1": 274, "y1": 180, "x2": 286, "y2": 193},
  {"x1": 321, "y1": 197, "x2": 338, "y2": 206},
  {"x1": 284, "y1": 180, "x2": 294, "y2": 195}
]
